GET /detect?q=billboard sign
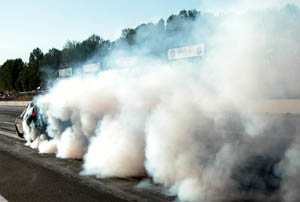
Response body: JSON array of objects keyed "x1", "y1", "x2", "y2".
[
  {"x1": 59, "y1": 68, "x2": 72, "y2": 77},
  {"x1": 83, "y1": 63, "x2": 100, "y2": 73},
  {"x1": 168, "y1": 44, "x2": 205, "y2": 60}
]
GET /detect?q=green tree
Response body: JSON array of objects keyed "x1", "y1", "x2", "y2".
[
  {"x1": 120, "y1": 28, "x2": 136, "y2": 45},
  {"x1": 21, "y1": 48, "x2": 44, "y2": 91},
  {"x1": 0, "y1": 59, "x2": 24, "y2": 92},
  {"x1": 78, "y1": 34, "x2": 102, "y2": 61},
  {"x1": 42, "y1": 48, "x2": 61, "y2": 68},
  {"x1": 61, "y1": 40, "x2": 80, "y2": 66}
]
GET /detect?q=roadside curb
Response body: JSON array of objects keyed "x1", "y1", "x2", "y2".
[{"x1": 0, "y1": 101, "x2": 30, "y2": 107}]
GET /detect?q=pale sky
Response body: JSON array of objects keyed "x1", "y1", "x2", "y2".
[{"x1": 0, "y1": 0, "x2": 202, "y2": 64}]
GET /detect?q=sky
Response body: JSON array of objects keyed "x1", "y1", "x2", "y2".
[{"x1": 0, "y1": 0, "x2": 202, "y2": 65}]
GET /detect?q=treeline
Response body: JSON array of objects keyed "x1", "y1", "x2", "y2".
[
  {"x1": 0, "y1": 48, "x2": 43, "y2": 92},
  {"x1": 1, "y1": 5, "x2": 300, "y2": 93},
  {"x1": 0, "y1": 9, "x2": 205, "y2": 93}
]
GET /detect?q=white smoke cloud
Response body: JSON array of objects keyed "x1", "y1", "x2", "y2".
[
  {"x1": 276, "y1": 135, "x2": 300, "y2": 202},
  {"x1": 20, "y1": 2, "x2": 300, "y2": 202},
  {"x1": 200, "y1": 0, "x2": 300, "y2": 13}
]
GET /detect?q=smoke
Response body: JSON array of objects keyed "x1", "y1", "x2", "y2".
[
  {"x1": 21, "y1": 2, "x2": 300, "y2": 202},
  {"x1": 199, "y1": 0, "x2": 300, "y2": 13}
]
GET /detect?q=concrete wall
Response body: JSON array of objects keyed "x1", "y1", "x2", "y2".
[{"x1": 0, "y1": 101, "x2": 30, "y2": 107}]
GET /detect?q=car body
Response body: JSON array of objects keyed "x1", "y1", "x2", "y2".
[
  {"x1": 15, "y1": 102, "x2": 48, "y2": 140},
  {"x1": 15, "y1": 106, "x2": 27, "y2": 138}
]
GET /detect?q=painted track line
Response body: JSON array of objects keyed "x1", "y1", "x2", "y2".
[
  {"x1": 3, "y1": 122, "x2": 15, "y2": 126},
  {"x1": 0, "y1": 130, "x2": 24, "y2": 141}
]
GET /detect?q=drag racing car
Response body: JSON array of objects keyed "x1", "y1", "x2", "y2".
[{"x1": 15, "y1": 101, "x2": 49, "y2": 143}]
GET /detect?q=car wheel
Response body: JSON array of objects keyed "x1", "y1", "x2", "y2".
[{"x1": 15, "y1": 124, "x2": 24, "y2": 138}]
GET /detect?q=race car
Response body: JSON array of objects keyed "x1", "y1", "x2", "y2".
[{"x1": 15, "y1": 102, "x2": 49, "y2": 144}]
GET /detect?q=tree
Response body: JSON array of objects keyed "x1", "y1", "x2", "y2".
[
  {"x1": 0, "y1": 59, "x2": 24, "y2": 92},
  {"x1": 29, "y1": 48, "x2": 43, "y2": 68},
  {"x1": 78, "y1": 34, "x2": 102, "y2": 61},
  {"x1": 60, "y1": 40, "x2": 80, "y2": 66},
  {"x1": 42, "y1": 48, "x2": 61, "y2": 68},
  {"x1": 120, "y1": 28, "x2": 136, "y2": 45},
  {"x1": 21, "y1": 48, "x2": 44, "y2": 91}
]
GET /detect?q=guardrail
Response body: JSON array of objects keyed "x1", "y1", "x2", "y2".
[{"x1": 0, "y1": 90, "x2": 45, "y2": 101}]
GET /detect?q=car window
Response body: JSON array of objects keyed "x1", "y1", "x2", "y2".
[{"x1": 20, "y1": 104, "x2": 30, "y2": 118}]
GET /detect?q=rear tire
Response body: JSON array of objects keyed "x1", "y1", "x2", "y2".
[{"x1": 15, "y1": 124, "x2": 24, "y2": 138}]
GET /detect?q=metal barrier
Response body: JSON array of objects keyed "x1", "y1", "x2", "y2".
[{"x1": 0, "y1": 90, "x2": 45, "y2": 101}]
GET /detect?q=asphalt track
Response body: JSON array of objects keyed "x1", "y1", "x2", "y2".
[
  {"x1": 1, "y1": 104, "x2": 300, "y2": 202},
  {"x1": 0, "y1": 105, "x2": 173, "y2": 202}
]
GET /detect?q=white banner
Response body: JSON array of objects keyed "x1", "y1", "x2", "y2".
[
  {"x1": 83, "y1": 63, "x2": 100, "y2": 73},
  {"x1": 59, "y1": 68, "x2": 72, "y2": 77},
  {"x1": 168, "y1": 44, "x2": 205, "y2": 60}
]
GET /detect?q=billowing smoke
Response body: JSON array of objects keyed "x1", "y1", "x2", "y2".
[
  {"x1": 199, "y1": 0, "x2": 300, "y2": 13},
  {"x1": 22, "y1": 2, "x2": 300, "y2": 202}
]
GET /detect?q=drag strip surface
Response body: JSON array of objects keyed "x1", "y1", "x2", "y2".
[
  {"x1": 0, "y1": 147, "x2": 129, "y2": 202},
  {"x1": 0, "y1": 106, "x2": 173, "y2": 202},
  {"x1": 0, "y1": 106, "x2": 24, "y2": 136},
  {"x1": 3, "y1": 105, "x2": 300, "y2": 202},
  {"x1": 0, "y1": 106, "x2": 24, "y2": 122}
]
